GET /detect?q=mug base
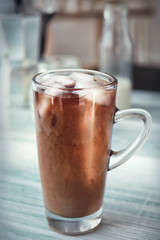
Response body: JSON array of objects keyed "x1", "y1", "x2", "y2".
[{"x1": 45, "y1": 207, "x2": 102, "y2": 236}]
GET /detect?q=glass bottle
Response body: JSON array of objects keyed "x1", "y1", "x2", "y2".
[{"x1": 99, "y1": 2, "x2": 133, "y2": 109}]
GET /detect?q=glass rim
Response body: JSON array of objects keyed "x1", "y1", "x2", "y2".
[{"x1": 32, "y1": 69, "x2": 118, "y2": 91}]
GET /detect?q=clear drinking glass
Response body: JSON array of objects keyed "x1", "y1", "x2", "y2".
[
  {"x1": 1, "y1": 13, "x2": 41, "y2": 68},
  {"x1": 32, "y1": 69, "x2": 151, "y2": 235},
  {"x1": 0, "y1": 13, "x2": 41, "y2": 106}
]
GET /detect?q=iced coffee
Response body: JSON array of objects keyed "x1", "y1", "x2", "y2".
[
  {"x1": 32, "y1": 69, "x2": 152, "y2": 235},
  {"x1": 33, "y1": 70, "x2": 116, "y2": 219}
]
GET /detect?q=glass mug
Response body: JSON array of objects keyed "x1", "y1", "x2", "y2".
[{"x1": 32, "y1": 69, "x2": 151, "y2": 235}]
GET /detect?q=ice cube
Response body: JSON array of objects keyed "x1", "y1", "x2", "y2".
[
  {"x1": 85, "y1": 88, "x2": 115, "y2": 106},
  {"x1": 37, "y1": 96, "x2": 52, "y2": 118},
  {"x1": 41, "y1": 76, "x2": 75, "y2": 88},
  {"x1": 41, "y1": 76, "x2": 76, "y2": 96},
  {"x1": 94, "y1": 76, "x2": 111, "y2": 87},
  {"x1": 93, "y1": 89, "x2": 111, "y2": 106},
  {"x1": 41, "y1": 77, "x2": 61, "y2": 86},
  {"x1": 44, "y1": 82, "x2": 63, "y2": 97},
  {"x1": 51, "y1": 76, "x2": 76, "y2": 88},
  {"x1": 69, "y1": 72, "x2": 115, "y2": 105},
  {"x1": 69, "y1": 72, "x2": 97, "y2": 89}
]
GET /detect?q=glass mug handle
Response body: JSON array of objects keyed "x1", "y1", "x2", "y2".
[{"x1": 108, "y1": 108, "x2": 152, "y2": 171}]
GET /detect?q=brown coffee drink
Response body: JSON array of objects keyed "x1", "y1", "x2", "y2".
[{"x1": 33, "y1": 72, "x2": 116, "y2": 218}]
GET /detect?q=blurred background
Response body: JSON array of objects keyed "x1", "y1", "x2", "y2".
[{"x1": 0, "y1": 0, "x2": 160, "y2": 108}]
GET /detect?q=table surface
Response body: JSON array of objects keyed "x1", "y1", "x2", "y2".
[{"x1": 0, "y1": 90, "x2": 160, "y2": 240}]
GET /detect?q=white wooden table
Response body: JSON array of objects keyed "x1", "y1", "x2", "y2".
[{"x1": 0, "y1": 90, "x2": 160, "y2": 240}]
